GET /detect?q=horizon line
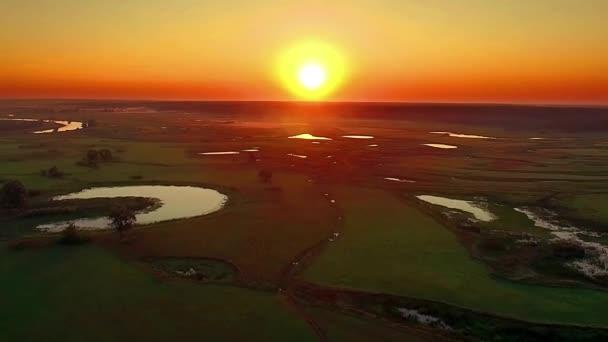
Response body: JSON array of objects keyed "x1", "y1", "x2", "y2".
[{"x1": 1, "y1": 97, "x2": 607, "y2": 109}]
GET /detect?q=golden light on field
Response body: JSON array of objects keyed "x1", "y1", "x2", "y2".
[{"x1": 278, "y1": 41, "x2": 347, "y2": 100}]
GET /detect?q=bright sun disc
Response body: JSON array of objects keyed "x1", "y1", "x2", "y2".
[
  {"x1": 299, "y1": 63, "x2": 326, "y2": 89},
  {"x1": 277, "y1": 41, "x2": 347, "y2": 100}
]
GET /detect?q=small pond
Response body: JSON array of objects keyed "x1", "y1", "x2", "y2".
[{"x1": 37, "y1": 185, "x2": 228, "y2": 232}]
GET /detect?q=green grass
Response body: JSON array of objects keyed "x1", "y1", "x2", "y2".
[
  {"x1": 303, "y1": 187, "x2": 608, "y2": 327},
  {"x1": 559, "y1": 194, "x2": 608, "y2": 227},
  {"x1": 304, "y1": 306, "x2": 437, "y2": 342},
  {"x1": 0, "y1": 244, "x2": 315, "y2": 342}
]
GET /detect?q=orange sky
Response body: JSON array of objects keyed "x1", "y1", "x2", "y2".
[{"x1": 1, "y1": 0, "x2": 607, "y2": 104}]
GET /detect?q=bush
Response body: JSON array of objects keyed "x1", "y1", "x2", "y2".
[
  {"x1": 99, "y1": 149, "x2": 113, "y2": 162},
  {"x1": 0, "y1": 180, "x2": 28, "y2": 209},
  {"x1": 109, "y1": 206, "x2": 137, "y2": 238},
  {"x1": 58, "y1": 223, "x2": 88, "y2": 245}
]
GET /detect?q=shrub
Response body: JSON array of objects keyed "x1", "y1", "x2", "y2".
[
  {"x1": 99, "y1": 149, "x2": 113, "y2": 162},
  {"x1": 58, "y1": 223, "x2": 88, "y2": 245},
  {"x1": 0, "y1": 180, "x2": 28, "y2": 209}
]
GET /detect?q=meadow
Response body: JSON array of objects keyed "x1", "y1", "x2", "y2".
[{"x1": 1, "y1": 101, "x2": 608, "y2": 341}]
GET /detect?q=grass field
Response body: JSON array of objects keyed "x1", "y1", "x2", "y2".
[
  {"x1": 303, "y1": 187, "x2": 608, "y2": 327},
  {"x1": 2, "y1": 103, "x2": 608, "y2": 340},
  {"x1": 0, "y1": 244, "x2": 315, "y2": 342}
]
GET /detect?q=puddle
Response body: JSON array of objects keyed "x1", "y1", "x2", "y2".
[
  {"x1": 0, "y1": 118, "x2": 83, "y2": 133},
  {"x1": 368, "y1": 144, "x2": 379, "y2": 147},
  {"x1": 430, "y1": 131, "x2": 495, "y2": 139},
  {"x1": 288, "y1": 153, "x2": 307, "y2": 159},
  {"x1": 384, "y1": 177, "x2": 416, "y2": 183},
  {"x1": 529, "y1": 137, "x2": 546, "y2": 140},
  {"x1": 417, "y1": 195, "x2": 495, "y2": 222},
  {"x1": 342, "y1": 135, "x2": 374, "y2": 139},
  {"x1": 423, "y1": 143, "x2": 458, "y2": 149},
  {"x1": 199, "y1": 151, "x2": 240, "y2": 155},
  {"x1": 288, "y1": 133, "x2": 332, "y2": 140},
  {"x1": 37, "y1": 185, "x2": 227, "y2": 232},
  {"x1": 515, "y1": 208, "x2": 608, "y2": 277}
]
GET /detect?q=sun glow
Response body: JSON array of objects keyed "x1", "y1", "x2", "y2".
[{"x1": 278, "y1": 41, "x2": 347, "y2": 100}]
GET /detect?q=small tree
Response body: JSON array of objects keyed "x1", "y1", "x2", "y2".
[
  {"x1": 86, "y1": 149, "x2": 99, "y2": 166},
  {"x1": 0, "y1": 180, "x2": 28, "y2": 209},
  {"x1": 99, "y1": 149, "x2": 113, "y2": 162},
  {"x1": 258, "y1": 169, "x2": 273, "y2": 183},
  {"x1": 109, "y1": 206, "x2": 136, "y2": 239},
  {"x1": 58, "y1": 223, "x2": 88, "y2": 245},
  {"x1": 47, "y1": 166, "x2": 63, "y2": 178}
]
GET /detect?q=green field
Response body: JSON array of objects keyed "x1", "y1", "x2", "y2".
[
  {"x1": 303, "y1": 187, "x2": 608, "y2": 327},
  {"x1": 0, "y1": 245, "x2": 314, "y2": 342},
  {"x1": 2, "y1": 103, "x2": 608, "y2": 341}
]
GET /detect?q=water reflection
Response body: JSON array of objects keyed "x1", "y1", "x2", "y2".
[
  {"x1": 342, "y1": 135, "x2": 374, "y2": 139},
  {"x1": 430, "y1": 131, "x2": 495, "y2": 139},
  {"x1": 288, "y1": 133, "x2": 332, "y2": 140},
  {"x1": 37, "y1": 185, "x2": 228, "y2": 232},
  {"x1": 417, "y1": 195, "x2": 495, "y2": 222},
  {"x1": 0, "y1": 118, "x2": 83, "y2": 134},
  {"x1": 199, "y1": 151, "x2": 240, "y2": 155},
  {"x1": 423, "y1": 143, "x2": 458, "y2": 149}
]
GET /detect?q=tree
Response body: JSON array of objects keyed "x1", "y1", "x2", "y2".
[
  {"x1": 258, "y1": 169, "x2": 273, "y2": 183},
  {"x1": 99, "y1": 149, "x2": 113, "y2": 162},
  {"x1": 47, "y1": 166, "x2": 63, "y2": 178},
  {"x1": 0, "y1": 180, "x2": 28, "y2": 209},
  {"x1": 109, "y1": 206, "x2": 136, "y2": 238},
  {"x1": 86, "y1": 149, "x2": 99, "y2": 166}
]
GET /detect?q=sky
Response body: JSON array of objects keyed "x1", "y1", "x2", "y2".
[{"x1": 1, "y1": 0, "x2": 607, "y2": 104}]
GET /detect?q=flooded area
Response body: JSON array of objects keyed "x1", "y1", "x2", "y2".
[
  {"x1": 417, "y1": 195, "x2": 495, "y2": 222},
  {"x1": 288, "y1": 133, "x2": 332, "y2": 140},
  {"x1": 342, "y1": 135, "x2": 374, "y2": 139},
  {"x1": 430, "y1": 131, "x2": 495, "y2": 139},
  {"x1": 0, "y1": 118, "x2": 83, "y2": 133},
  {"x1": 37, "y1": 185, "x2": 228, "y2": 232},
  {"x1": 423, "y1": 143, "x2": 458, "y2": 149},
  {"x1": 515, "y1": 208, "x2": 608, "y2": 277}
]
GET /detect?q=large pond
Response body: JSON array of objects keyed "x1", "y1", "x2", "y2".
[
  {"x1": 37, "y1": 185, "x2": 228, "y2": 232},
  {"x1": 416, "y1": 195, "x2": 495, "y2": 222},
  {"x1": 0, "y1": 118, "x2": 83, "y2": 133}
]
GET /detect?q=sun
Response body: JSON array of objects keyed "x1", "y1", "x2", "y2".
[
  {"x1": 277, "y1": 41, "x2": 347, "y2": 100},
  {"x1": 299, "y1": 63, "x2": 327, "y2": 90}
]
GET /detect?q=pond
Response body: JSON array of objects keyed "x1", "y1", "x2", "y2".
[
  {"x1": 423, "y1": 143, "x2": 458, "y2": 149},
  {"x1": 416, "y1": 195, "x2": 495, "y2": 222},
  {"x1": 199, "y1": 151, "x2": 240, "y2": 155},
  {"x1": 37, "y1": 185, "x2": 228, "y2": 232},
  {"x1": 288, "y1": 133, "x2": 332, "y2": 140},
  {"x1": 430, "y1": 131, "x2": 495, "y2": 139},
  {"x1": 342, "y1": 135, "x2": 374, "y2": 139},
  {"x1": 0, "y1": 118, "x2": 83, "y2": 133},
  {"x1": 384, "y1": 177, "x2": 415, "y2": 183}
]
